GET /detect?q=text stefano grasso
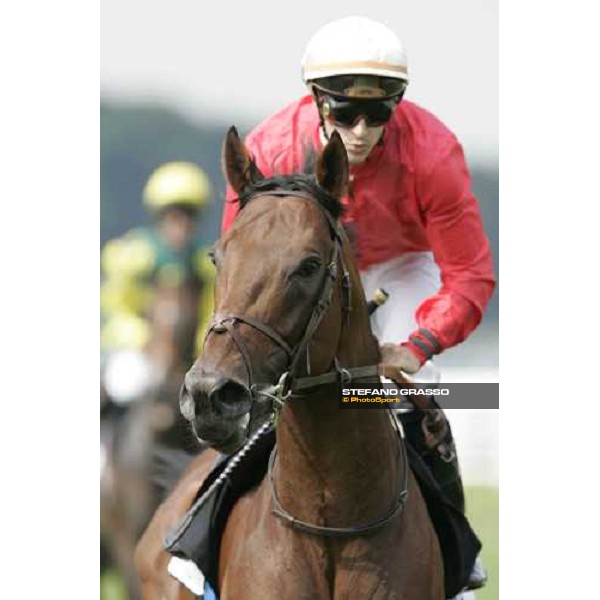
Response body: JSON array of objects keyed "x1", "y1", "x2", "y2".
[{"x1": 342, "y1": 388, "x2": 450, "y2": 396}]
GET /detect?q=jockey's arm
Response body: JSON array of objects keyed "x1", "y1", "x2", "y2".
[{"x1": 402, "y1": 141, "x2": 496, "y2": 365}]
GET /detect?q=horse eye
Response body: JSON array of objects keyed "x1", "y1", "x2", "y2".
[
  {"x1": 208, "y1": 249, "x2": 217, "y2": 266},
  {"x1": 295, "y1": 256, "x2": 322, "y2": 278}
]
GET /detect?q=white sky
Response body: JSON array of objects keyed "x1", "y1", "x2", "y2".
[{"x1": 101, "y1": 0, "x2": 498, "y2": 165}]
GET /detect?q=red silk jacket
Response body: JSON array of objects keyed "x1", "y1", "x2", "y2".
[{"x1": 221, "y1": 96, "x2": 495, "y2": 360}]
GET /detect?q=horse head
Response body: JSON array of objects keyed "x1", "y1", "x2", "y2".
[{"x1": 180, "y1": 126, "x2": 361, "y2": 453}]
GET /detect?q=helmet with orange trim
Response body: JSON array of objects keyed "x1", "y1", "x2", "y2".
[{"x1": 301, "y1": 16, "x2": 408, "y2": 101}]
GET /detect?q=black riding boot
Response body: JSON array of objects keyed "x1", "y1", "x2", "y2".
[
  {"x1": 398, "y1": 402, "x2": 464, "y2": 508},
  {"x1": 397, "y1": 402, "x2": 487, "y2": 592}
]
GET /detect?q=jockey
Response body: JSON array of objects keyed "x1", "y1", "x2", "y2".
[
  {"x1": 101, "y1": 161, "x2": 215, "y2": 359},
  {"x1": 221, "y1": 16, "x2": 494, "y2": 595}
]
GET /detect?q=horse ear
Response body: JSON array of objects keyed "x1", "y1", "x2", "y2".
[
  {"x1": 223, "y1": 126, "x2": 264, "y2": 195},
  {"x1": 315, "y1": 131, "x2": 349, "y2": 199}
]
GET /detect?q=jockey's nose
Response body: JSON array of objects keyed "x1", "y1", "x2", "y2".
[
  {"x1": 181, "y1": 371, "x2": 252, "y2": 419},
  {"x1": 351, "y1": 118, "x2": 369, "y2": 136}
]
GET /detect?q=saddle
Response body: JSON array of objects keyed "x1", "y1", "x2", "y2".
[{"x1": 165, "y1": 426, "x2": 480, "y2": 599}]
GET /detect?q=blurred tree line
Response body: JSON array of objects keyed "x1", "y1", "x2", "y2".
[{"x1": 100, "y1": 100, "x2": 498, "y2": 322}]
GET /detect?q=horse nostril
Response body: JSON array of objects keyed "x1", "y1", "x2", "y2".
[
  {"x1": 179, "y1": 383, "x2": 195, "y2": 421},
  {"x1": 209, "y1": 379, "x2": 252, "y2": 417},
  {"x1": 182, "y1": 372, "x2": 216, "y2": 415}
]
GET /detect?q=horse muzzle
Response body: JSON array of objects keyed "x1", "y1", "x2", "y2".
[{"x1": 180, "y1": 372, "x2": 253, "y2": 451}]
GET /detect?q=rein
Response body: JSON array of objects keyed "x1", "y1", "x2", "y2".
[{"x1": 204, "y1": 188, "x2": 408, "y2": 537}]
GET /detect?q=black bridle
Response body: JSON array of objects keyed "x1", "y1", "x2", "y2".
[
  {"x1": 204, "y1": 189, "x2": 377, "y2": 398},
  {"x1": 203, "y1": 188, "x2": 408, "y2": 537}
]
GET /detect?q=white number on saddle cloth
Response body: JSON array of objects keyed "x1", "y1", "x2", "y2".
[{"x1": 167, "y1": 556, "x2": 205, "y2": 596}]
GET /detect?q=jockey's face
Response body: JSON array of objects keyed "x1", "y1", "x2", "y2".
[
  {"x1": 156, "y1": 206, "x2": 198, "y2": 250},
  {"x1": 323, "y1": 118, "x2": 384, "y2": 166}
]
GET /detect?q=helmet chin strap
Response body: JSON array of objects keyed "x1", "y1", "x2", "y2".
[{"x1": 319, "y1": 125, "x2": 329, "y2": 145}]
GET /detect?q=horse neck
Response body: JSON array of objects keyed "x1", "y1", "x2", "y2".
[{"x1": 274, "y1": 240, "x2": 402, "y2": 527}]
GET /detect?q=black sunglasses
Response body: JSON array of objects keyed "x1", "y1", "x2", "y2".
[{"x1": 320, "y1": 94, "x2": 401, "y2": 128}]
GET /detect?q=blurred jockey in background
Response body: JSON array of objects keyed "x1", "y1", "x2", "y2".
[
  {"x1": 221, "y1": 16, "x2": 495, "y2": 597},
  {"x1": 101, "y1": 162, "x2": 215, "y2": 600},
  {"x1": 101, "y1": 161, "x2": 215, "y2": 399}
]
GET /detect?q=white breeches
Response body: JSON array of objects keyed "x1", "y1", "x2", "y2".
[{"x1": 360, "y1": 252, "x2": 442, "y2": 384}]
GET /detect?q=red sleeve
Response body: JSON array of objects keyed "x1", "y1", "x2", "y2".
[
  {"x1": 404, "y1": 142, "x2": 495, "y2": 361},
  {"x1": 221, "y1": 132, "x2": 276, "y2": 234}
]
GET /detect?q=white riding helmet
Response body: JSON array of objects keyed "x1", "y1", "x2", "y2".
[{"x1": 301, "y1": 16, "x2": 409, "y2": 99}]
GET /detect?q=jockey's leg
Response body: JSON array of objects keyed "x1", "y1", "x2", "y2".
[
  {"x1": 361, "y1": 254, "x2": 468, "y2": 516},
  {"x1": 398, "y1": 399, "x2": 464, "y2": 511},
  {"x1": 397, "y1": 377, "x2": 487, "y2": 594},
  {"x1": 360, "y1": 254, "x2": 488, "y2": 594},
  {"x1": 400, "y1": 362, "x2": 466, "y2": 512}
]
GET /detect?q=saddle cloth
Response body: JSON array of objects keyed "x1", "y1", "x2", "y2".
[{"x1": 165, "y1": 426, "x2": 480, "y2": 598}]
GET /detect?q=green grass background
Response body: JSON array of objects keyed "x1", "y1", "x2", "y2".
[
  {"x1": 101, "y1": 486, "x2": 499, "y2": 600},
  {"x1": 465, "y1": 486, "x2": 499, "y2": 600}
]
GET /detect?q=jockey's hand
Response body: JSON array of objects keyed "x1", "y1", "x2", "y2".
[{"x1": 379, "y1": 343, "x2": 421, "y2": 381}]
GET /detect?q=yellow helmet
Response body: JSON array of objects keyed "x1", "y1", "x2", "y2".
[{"x1": 143, "y1": 162, "x2": 211, "y2": 211}]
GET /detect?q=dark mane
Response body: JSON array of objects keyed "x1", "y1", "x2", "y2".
[{"x1": 235, "y1": 174, "x2": 344, "y2": 220}]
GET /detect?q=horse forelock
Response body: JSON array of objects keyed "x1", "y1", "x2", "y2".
[{"x1": 235, "y1": 174, "x2": 344, "y2": 221}]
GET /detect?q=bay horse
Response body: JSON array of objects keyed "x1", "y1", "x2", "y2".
[
  {"x1": 102, "y1": 281, "x2": 204, "y2": 599},
  {"x1": 136, "y1": 128, "x2": 444, "y2": 599}
]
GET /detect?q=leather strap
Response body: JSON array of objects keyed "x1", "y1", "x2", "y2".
[
  {"x1": 292, "y1": 364, "x2": 379, "y2": 392},
  {"x1": 269, "y1": 410, "x2": 409, "y2": 537}
]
